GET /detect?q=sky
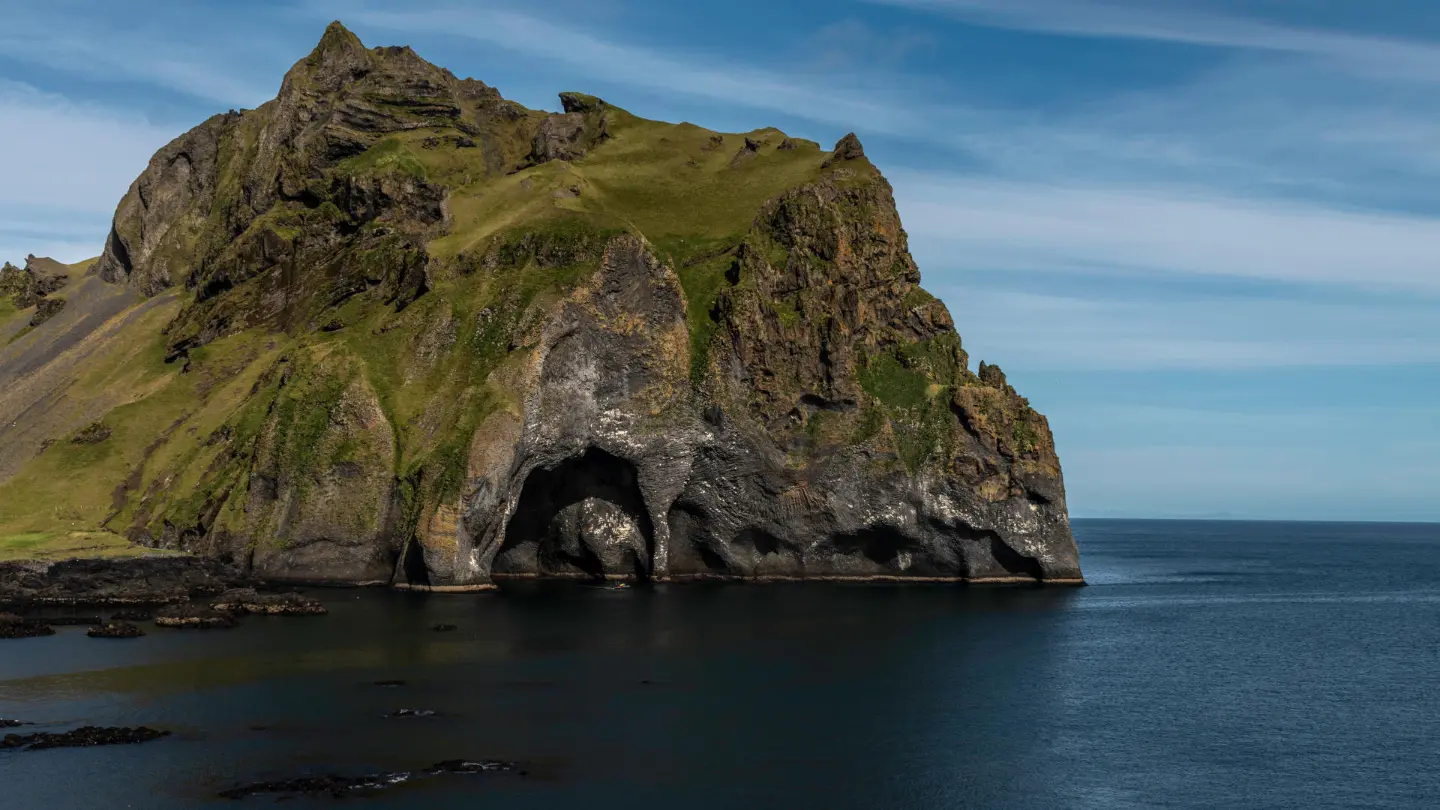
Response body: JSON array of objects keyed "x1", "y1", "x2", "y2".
[{"x1": 1, "y1": 0, "x2": 1437, "y2": 521}]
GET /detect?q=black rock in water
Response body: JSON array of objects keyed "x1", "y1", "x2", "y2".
[
  {"x1": 218, "y1": 758, "x2": 521, "y2": 799},
  {"x1": 88, "y1": 621, "x2": 145, "y2": 639},
  {"x1": 431, "y1": 623, "x2": 458, "y2": 632},
  {"x1": 109, "y1": 610, "x2": 153, "y2": 621},
  {"x1": 210, "y1": 588, "x2": 327, "y2": 615},
  {"x1": 1, "y1": 726, "x2": 170, "y2": 750},
  {"x1": 154, "y1": 604, "x2": 238, "y2": 629},
  {"x1": 0, "y1": 613, "x2": 53, "y2": 639},
  {"x1": 218, "y1": 772, "x2": 409, "y2": 800},
  {"x1": 428, "y1": 759, "x2": 518, "y2": 774},
  {"x1": 0, "y1": 719, "x2": 26, "y2": 728},
  {"x1": 386, "y1": 708, "x2": 436, "y2": 718},
  {"x1": 373, "y1": 679, "x2": 406, "y2": 687}
]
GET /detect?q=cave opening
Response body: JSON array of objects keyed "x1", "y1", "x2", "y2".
[
  {"x1": 494, "y1": 448, "x2": 655, "y2": 581},
  {"x1": 400, "y1": 538, "x2": 431, "y2": 587}
]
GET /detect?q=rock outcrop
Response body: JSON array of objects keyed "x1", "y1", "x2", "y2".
[
  {"x1": 1, "y1": 22, "x2": 1082, "y2": 588},
  {"x1": 0, "y1": 255, "x2": 69, "y2": 310}
]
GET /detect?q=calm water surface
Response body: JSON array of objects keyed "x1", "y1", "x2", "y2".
[{"x1": 2, "y1": 520, "x2": 1438, "y2": 808}]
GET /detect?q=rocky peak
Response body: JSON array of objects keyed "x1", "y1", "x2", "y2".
[
  {"x1": 559, "y1": 92, "x2": 606, "y2": 114},
  {"x1": 526, "y1": 93, "x2": 611, "y2": 166},
  {"x1": 977, "y1": 361, "x2": 1007, "y2": 390},
  {"x1": 823, "y1": 132, "x2": 865, "y2": 167},
  {"x1": 287, "y1": 21, "x2": 373, "y2": 92}
]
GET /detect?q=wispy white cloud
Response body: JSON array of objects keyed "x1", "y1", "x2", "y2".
[
  {"x1": 798, "y1": 19, "x2": 938, "y2": 71},
  {"x1": 0, "y1": 23, "x2": 275, "y2": 108},
  {"x1": 0, "y1": 80, "x2": 174, "y2": 262},
  {"x1": 925, "y1": 281, "x2": 1440, "y2": 371},
  {"x1": 896, "y1": 174, "x2": 1440, "y2": 294},
  {"x1": 870, "y1": 0, "x2": 1440, "y2": 82},
  {"x1": 348, "y1": 6, "x2": 927, "y2": 134}
]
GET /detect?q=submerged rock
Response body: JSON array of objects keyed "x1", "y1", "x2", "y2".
[
  {"x1": 219, "y1": 759, "x2": 520, "y2": 799},
  {"x1": 385, "y1": 708, "x2": 437, "y2": 718},
  {"x1": 1, "y1": 726, "x2": 169, "y2": 750},
  {"x1": 0, "y1": 719, "x2": 26, "y2": 728},
  {"x1": 0, "y1": 613, "x2": 54, "y2": 639},
  {"x1": 428, "y1": 759, "x2": 517, "y2": 774},
  {"x1": 373, "y1": 679, "x2": 407, "y2": 688},
  {"x1": 88, "y1": 621, "x2": 145, "y2": 639},
  {"x1": 431, "y1": 623, "x2": 458, "y2": 632},
  {"x1": 218, "y1": 773, "x2": 410, "y2": 799},
  {"x1": 210, "y1": 588, "x2": 327, "y2": 615},
  {"x1": 154, "y1": 604, "x2": 238, "y2": 629}
]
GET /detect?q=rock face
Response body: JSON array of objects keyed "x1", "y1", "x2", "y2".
[{"x1": 7, "y1": 22, "x2": 1081, "y2": 588}]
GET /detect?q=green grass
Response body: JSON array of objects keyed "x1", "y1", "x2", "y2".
[
  {"x1": 337, "y1": 137, "x2": 428, "y2": 180},
  {"x1": 0, "y1": 531, "x2": 154, "y2": 562},
  {"x1": 858, "y1": 351, "x2": 931, "y2": 411}
]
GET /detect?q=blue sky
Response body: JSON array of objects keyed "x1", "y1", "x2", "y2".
[{"x1": 2, "y1": 0, "x2": 1437, "y2": 521}]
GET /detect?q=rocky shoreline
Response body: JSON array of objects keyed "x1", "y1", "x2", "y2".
[
  {"x1": 0, "y1": 559, "x2": 328, "y2": 638},
  {"x1": 0, "y1": 557, "x2": 248, "y2": 609}
]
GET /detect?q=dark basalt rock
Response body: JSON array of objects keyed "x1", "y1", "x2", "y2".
[
  {"x1": 0, "y1": 719, "x2": 26, "y2": 728},
  {"x1": 428, "y1": 759, "x2": 516, "y2": 774},
  {"x1": 373, "y1": 679, "x2": 406, "y2": 687},
  {"x1": 28, "y1": 296, "x2": 66, "y2": 327},
  {"x1": 88, "y1": 621, "x2": 145, "y2": 639},
  {"x1": 154, "y1": 603, "x2": 238, "y2": 629},
  {"x1": 0, "y1": 613, "x2": 54, "y2": 639},
  {"x1": 210, "y1": 588, "x2": 327, "y2": 615},
  {"x1": 219, "y1": 773, "x2": 411, "y2": 799},
  {"x1": 0, "y1": 557, "x2": 246, "y2": 608},
  {"x1": 385, "y1": 708, "x2": 436, "y2": 718},
  {"x1": 219, "y1": 759, "x2": 520, "y2": 799},
  {"x1": 1, "y1": 726, "x2": 169, "y2": 750},
  {"x1": 431, "y1": 623, "x2": 457, "y2": 632}
]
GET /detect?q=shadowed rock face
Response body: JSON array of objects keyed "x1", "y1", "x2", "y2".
[{"x1": 18, "y1": 22, "x2": 1081, "y2": 587}]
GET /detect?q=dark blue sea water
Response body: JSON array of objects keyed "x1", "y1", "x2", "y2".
[{"x1": 2, "y1": 519, "x2": 1438, "y2": 808}]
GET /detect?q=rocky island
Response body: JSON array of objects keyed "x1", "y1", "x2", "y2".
[{"x1": 0, "y1": 23, "x2": 1082, "y2": 590}]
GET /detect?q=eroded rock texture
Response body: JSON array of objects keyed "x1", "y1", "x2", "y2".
[{"x1": 44, "y1": 22, "x2": 1080, "y2": 588}]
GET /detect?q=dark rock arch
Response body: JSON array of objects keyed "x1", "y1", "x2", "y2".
[{"x1": 493, "y1": 448, "x2": 655, "y2": 581}]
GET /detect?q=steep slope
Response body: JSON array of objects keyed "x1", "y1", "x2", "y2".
[{"x1": 0, "y1": 22, "x2": 1082, "y2": 586}]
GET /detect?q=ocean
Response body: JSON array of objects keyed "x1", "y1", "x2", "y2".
[{"x1": 2, "y1": 519, "x2": 1437, "y2": 808}]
